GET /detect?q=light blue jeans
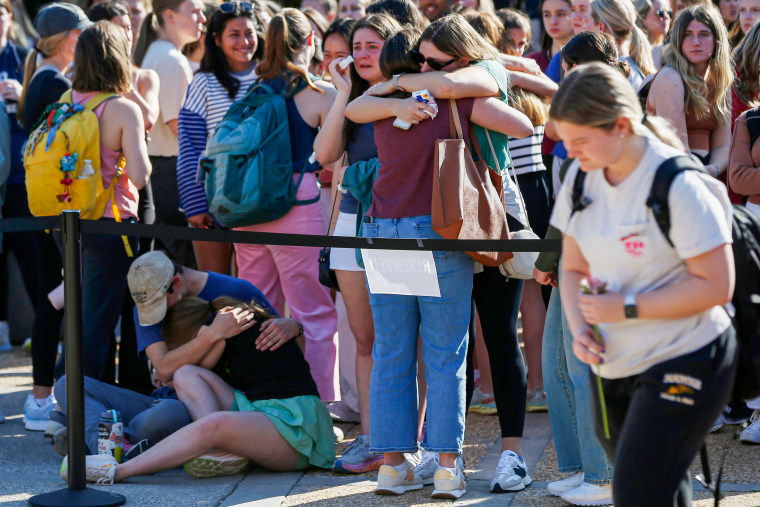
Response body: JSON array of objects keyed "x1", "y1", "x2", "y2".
[
  {"x1": 363, "y1": 215, "x2": 473, "y2": 453},
  {"x1": 542, "y1": 284, "x2": 613, "y2": 485}
]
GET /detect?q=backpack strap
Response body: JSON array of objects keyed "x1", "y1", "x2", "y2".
[
  {"x1": 58, "y1": 90, "x2": 117, "y2": 111},
  {"x1": 746, "y1": 108, "x2": 760, "y2": 151},
  {"x1": 645, "y1": 154, "x2": 706, "y2": 246},
  {"x1": 570, "y1": 167, "x2": 589, "y2": 217}
]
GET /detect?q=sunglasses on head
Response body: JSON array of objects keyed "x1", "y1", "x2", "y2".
[
  {"x1": 655, "y1": 8, "x2": 673, "y2": 20},
  {"x1": 220, "y1": 1, "x2": 254, "y2": 14},
  {"x1": 410, "y1": 49, "x2": 457, "y2": 71}
]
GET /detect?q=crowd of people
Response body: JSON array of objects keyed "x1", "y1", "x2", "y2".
[{"x1": 0, "y1": 0, "x2": 758, "y2": 503}]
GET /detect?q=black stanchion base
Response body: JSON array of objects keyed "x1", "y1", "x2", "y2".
[{"x1": 28, "y1": 487, "x2": 126, "y2": 507}]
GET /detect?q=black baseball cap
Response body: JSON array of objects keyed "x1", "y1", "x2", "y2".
[{"x1": 34, "y1": 2, "x2": 92, "y2": 38}]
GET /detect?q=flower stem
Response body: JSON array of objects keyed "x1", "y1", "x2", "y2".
[{"x1": 591, "y1": 324, "x2": 610, "y2": 439}]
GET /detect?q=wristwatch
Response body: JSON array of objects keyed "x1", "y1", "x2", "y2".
[
  {"x1": 624, "y1": 294, "x2": 638, "y2": 319},
  {"x1": 296, "y1": 321, "x2": 304, "y2": 337},
  {"x1": 392, "y1": 73, "x2": 405, "y2": 91}
]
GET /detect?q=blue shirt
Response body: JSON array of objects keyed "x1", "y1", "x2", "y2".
[
  {"x1": 135, "y1": 272, "x2": 277, "y2": 359},
  {"x1": 0, "y1": 41, "x2": 29, "y2": 184},
  {"x1": 545, "y1": 52, "x2": 568, "y2": 159}
]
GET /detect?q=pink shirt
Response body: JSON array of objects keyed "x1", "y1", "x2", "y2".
[{"x1": 72, "y1": 91, "x2": 139, "y2": 219}]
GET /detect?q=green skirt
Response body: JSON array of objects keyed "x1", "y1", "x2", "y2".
[{"x1": 231, "y1": 392, "x2": 335, "y2": 470}]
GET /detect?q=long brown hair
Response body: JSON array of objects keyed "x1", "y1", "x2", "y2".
[
  {"x1": 419, "y1": 14, "x2": 500, "y2": 62},
  {"x1": 132, "y1": 0, "x2": 188, "y2": 66},
  {"x1": 733, "y1": 20, "x2": 760, "y2": 108},
  {"x1": 17, "y1": 31, "x2": 70, "y2": 127},
  {"x1": 162, "y1": 296, "x2": 276, "y2": 350},
  {"x1": 72, "y1": 22, "x2": 132, "y2": 94},
  {"x1": 255, "y1": 8, "x2": 321, "y2": 91},
  {"x1": 664, "y1": 4, "x2": 732, "y2": 125}
]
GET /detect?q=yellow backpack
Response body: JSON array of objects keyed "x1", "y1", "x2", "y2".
[{"x1": 24, "y1": 90, "x2": 119, "y2": 220}]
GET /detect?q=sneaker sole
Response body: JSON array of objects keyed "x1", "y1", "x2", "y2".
[
  {"x1": 525, "y1": 405, "x2": 548, "y2": 413},
  {"x1": 333, "y1": 457, "x2": 384, "y2": 474},
  {"x1": 183, "y1": 456, "x2": 250, "y2": 478},
  {"x1": 468, "y1": 406, "x2": 498, "y2": 415},
  {"x1": 724, "y1": 417, "x2": 751, "y2": 425},
  {"x1": 740, "y1": 436, "x2": 760, "y2": 445},
  {"x1": 124, "y1": 439, "x2": 154, "y2": 461},
  {"x1": 375, "y1": 484, "x2": 423, "y2": 495},
  {"x1": 432, "y1": 487, "x2": 466, "y2": 499},
  {"x1": 23, "y1": 417, "x2": 49, "y2": 431},
  {"x1": 491, "y1": 475, "x2": 533, "y2": 493},
  {"x1": 561, "y1": 497, "x2": 613, "y2": 506}
]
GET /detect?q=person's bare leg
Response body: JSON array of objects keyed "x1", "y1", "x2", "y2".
[
  {"x1": 114, "y1": 411, "x2": 299, "y2": 481},
  {"x1": 502, "y1": 437, "x2": 521, "y2": 454},
  {"x1": 336, "y1": 270, "x2": 374, "y2": 436},
  {"x1": 521, "y1": 280, "x2": 547, "y2": 392},
  {"x1": 417, "y1": 337, "x2": 427, "y2": 440},
  {"x1": 32, "y1": 385, "x2": 53, "y2": 399},
  {"x1": 192, "y1": 241, "x2": 231, "y2": 274},
  {"x1": 172, "y1": 365, "x2": 235, "y2": 420}
]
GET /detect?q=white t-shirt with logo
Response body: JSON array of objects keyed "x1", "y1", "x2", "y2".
[{"x1": 550, "y1": 135, "x2": 733, "y2": 379}]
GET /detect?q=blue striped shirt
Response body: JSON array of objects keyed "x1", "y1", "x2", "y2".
[{"x1": 177, "y1": 67, "x2": 258, "y2": 219}]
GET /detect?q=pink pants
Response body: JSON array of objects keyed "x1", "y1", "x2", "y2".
[{"x1": 234, "y1": 173, "x2": 339, "y2": 401}]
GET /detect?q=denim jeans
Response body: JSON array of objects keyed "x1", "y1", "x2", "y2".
[
  {"x1": 542, "y1": 285, "x2": 613, "y2": 485},
  {"x1": 364, "y1": 215, "x2": 473, "y2": 453},
  {"x1": 55, "y1": 375, "x2": 191, "y2": 454}
]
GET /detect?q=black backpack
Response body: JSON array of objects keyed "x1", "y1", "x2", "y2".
[
  {"x1": 571, "y1": 155, "x2": 760, "y2": 504},
  {"x1": 571, "y1": 155, "x2": 760, "y2": 403}
]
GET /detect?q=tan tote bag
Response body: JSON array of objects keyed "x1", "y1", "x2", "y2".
[{"x1": 431, "y1": 99, "x2": 512, "y2": 266}]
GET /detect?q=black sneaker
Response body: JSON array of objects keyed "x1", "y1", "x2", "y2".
[
  {"x1": 124, "y1": 438, "x2": 154, "y2": 461},
  {"x1": 724, "y1": 402, "x2": 754, "y2": 425}
]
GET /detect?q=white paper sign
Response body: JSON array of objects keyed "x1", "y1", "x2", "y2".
[{"x1": 361, "y1": 249, "x2": 441, "y2": 297}]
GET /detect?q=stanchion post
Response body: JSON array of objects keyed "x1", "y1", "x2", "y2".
[{"x1": 28, "y1": 211, "x2": 126, "y2": 507}]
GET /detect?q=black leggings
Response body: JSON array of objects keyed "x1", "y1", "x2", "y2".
[
  {"x1": 2, "y1": 183, "x2": 64, "y2": 387},
  {"x1": 591, "y1": 327, "x2": 737, "y2": 507},
  {"x1": 471, "y1": 266, "x2": 527, "y2": 438}
]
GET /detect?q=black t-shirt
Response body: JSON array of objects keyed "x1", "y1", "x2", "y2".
[
  {"x1": 217, "y1": 322, "x2": 319, "y2": 402},
  {"x1": 22, "y1": 69, "x2": 70, "y2": 133}
]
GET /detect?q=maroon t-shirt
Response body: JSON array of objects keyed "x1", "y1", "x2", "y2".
[{"x1": 369, "y1": 97, "x2": 476, "y2": 219}]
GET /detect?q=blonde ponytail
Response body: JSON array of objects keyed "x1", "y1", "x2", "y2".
[
  {"x1": 593, "y1": 0, "x2": 655, "y2": 76},
  {"x1": 17, "y1": 31, "x2": 70, "y2": 127}
]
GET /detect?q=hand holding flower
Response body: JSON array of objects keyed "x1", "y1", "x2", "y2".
[
  {"x1": 579, "y1": 277, "x2": 611, "y2": 439},
  {"x1": 578, "y1": 291, "x2": 625, "y2": 325}
]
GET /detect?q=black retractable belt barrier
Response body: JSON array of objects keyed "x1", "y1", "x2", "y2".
[
  {"x1": 28, "y1": 211, "x2": 126, "y2": 507},
  {"x1": 0, "y1": 211, "x2": 562, "y2": 507}
]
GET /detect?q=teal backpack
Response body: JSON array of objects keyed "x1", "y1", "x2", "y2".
[{"x1": 200, "y1": 78, "x2": 319, "y2": 228}]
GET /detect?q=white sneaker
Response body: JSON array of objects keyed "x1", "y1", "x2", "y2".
[
  {"x1": 561, "y1": 482, "x2": 613, "y2": 506},
  {"x1": 710, "y1": 414, "x2": 724, "y2": 433},
  {"x1": 412, "y1": 450, "x2": 439, "y2": 485},
  {"x1": 23, "y1": 394, "x2": 55, "y2": 431},
  {"x1": 491, "y1": 450, "x2": 532, "y2": 492},
  {"x1": 375, "y1": 460, "x2": 423, "y2": 495},
  {"x1": 740, "y1": 410, "x2": 760, "y2": 444},
  {"x1": 60, "y1": 454, "x2": 118, "y2": 485},
  {"x1": 0, "y1": 322, "x2": 11, "y2": 352},
  {"x1": 547, "y1": 471, "x2": 585, "y2": 496},
  {"x1": 432, "y1": 460, "x2": 467, "y2": 499}
]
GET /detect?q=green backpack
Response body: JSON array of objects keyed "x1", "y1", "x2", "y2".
[{"x1": 200, "y1": 78, "x2": 318, "y2": 228}]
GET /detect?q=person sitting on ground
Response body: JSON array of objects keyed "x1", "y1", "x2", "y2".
[
  {"x1": 61, "y1": 296, "x2": 335, "y2": 483},
  {"x1": 51, "y1": 374, "x2": 191, "y2": 459}
]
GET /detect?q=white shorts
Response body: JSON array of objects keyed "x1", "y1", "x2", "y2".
[{"x1": 330, "y1": 212, "x2": 363, "y2": 272}]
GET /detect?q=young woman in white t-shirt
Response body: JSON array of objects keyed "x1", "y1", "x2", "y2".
[
  {"x1": 132, "y1": 0, "x2": 207, "y2": 267},
  {"x1": 549, "y1": 62, "x2": 737, "y2": 505}
]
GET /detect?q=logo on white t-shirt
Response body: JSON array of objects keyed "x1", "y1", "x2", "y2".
[{"x1": 621, "y1": 232, "x2": 646, "y2": 258}]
